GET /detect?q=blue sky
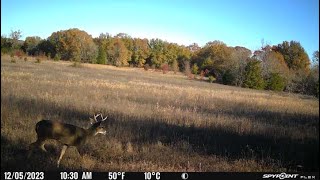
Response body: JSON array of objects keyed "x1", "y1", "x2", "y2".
[{"x1": 1, "y1": 0, "x2": 319, "y2": 57}]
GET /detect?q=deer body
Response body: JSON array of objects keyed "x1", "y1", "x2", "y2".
[
  {"x1": 28, "y1": 114, "x2": 107, "y2": 168},
  {"x1": 36, "y1": 120, "x2": 92, "y2": 146}
]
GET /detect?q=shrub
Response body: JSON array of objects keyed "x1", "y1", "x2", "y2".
[
  {"x1": 162, "y1": 63, "x2": 169, "y2": 74},
  {"x1": 144, "y1": 64, "x2": 150, "y2": 71},
  {"x1": 172, "y1": 60, "x2": 179, "y2": 74},
  {"x1": 192, "y1": 63, "x2": 199, "y2": 75},
  {"x1": 24, "y1": 57, "x2": 28, "y2": 62},
  {"x1": 184, "y1": 61, "x2": 191, "y2": 76},
  {"x1": 267, "y1": 73, "x2": 286, "y2": 91},
  {"x1": 188, "y1": 73, "x2": 195, "y2": 79},
  {"x1": 14, "y1": 50, "x2": 24, "y2": 59},
  {"x1": 47, "y1": 53, "x2": 51, "y2": 60},
  {"x1": 38, "y1": 52, "x2": 47, "y2": 60},
  {"x1": 35, "y1": 58, "x2": 41, "y2": 63},
  {"x1": 200, "y1": 70, "x2": 205, "y2": 80},
  {"x1": 54, "y1": 53, "x2": 61, "y2": 61},
  {"x1": 71, "y1": 61, "x2": 83, "y2": 68},
  {"x1": 208, "y1": 76, "x2": 215, "y2": 83},
  {"x1": 222, "y1": 69, "x2": 235, "y2": 85},
  {"x1": 10, "y1": 57, "x2": 16, "y2": 63}
]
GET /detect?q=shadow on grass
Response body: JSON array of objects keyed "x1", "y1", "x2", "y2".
[
  {"x1": 1, "y1": 135, "x2": 57, "y2": 171},
  {"x1": 1, "y1": 95, "x2": 319, "y2": 171},
  {"x1": 108, "y1": 116, "x2": 319, "y2": 172},
  {"x1": 125, "y1": 95, "x2": 319, "y2": 128},
  {"x1": 0, "y1": 135, "x2": 92, "y2": 171}
]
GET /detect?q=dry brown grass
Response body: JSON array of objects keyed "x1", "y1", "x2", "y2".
[{"x1": 1, "y1": 55, "x2": 319, "y2": 172}]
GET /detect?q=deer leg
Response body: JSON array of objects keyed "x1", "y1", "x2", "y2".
[
  {"x1": 33, "y1": 137, "x2": 47, "y2": 152},
  {"x1": 39, "y1": 140, "x2": 47, "y2": 152},
  {"x1": 75, "y1": 147, "x2": 84, "y2": 169},
  {"x1": 27, "y1": 142, "x2": 37, "y2": 159},
  {"x1": 76, "y1": 146, "x2": 85, "y2": 157},
  {"x1": 57, "y1": 145, "x2": 68, "y2": 168},
  {"x1": 75, "y1": 147, "x2": 81, "y2": 157},
  {"x1": 27, "y1": 139, "x2": 46, "y2": 158}
]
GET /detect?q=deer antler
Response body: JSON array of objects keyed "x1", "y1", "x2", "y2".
[
  {"x1": 100, "y1": 114, "x2": 108, "y2": 121},
  {"x1": 93, "y1": 113, "x2": 101, "y2": 122}
]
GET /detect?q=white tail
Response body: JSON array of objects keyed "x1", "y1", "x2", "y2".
[{"x1": 28, "y1": 113, "x2": 107, "y2": 167}]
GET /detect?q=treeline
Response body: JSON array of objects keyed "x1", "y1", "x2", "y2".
[{"x1": 1, "y1": 28, "x2": 319, "y2": 97}]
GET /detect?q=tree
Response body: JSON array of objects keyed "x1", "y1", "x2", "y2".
[
  {"x1": 275, "y1": 41, "x2": 310, "y2": 73},
  {"x1": 243, "y1": 59, "x2": 265, "y2": 89},
  {"x1": 306, "y1": 51, "x2": 319, "y2": 97},
  {"x1": 10, "y1": 30, "x2": 22, "y2": 49},
  {"x1": 37, "y1": 40, "x2": 55, "y2": 58},
  {"x1": 146, "y1": 39, "x2": 181, "y2": 68},
  {"x1": 312, "y1": 50, "x2": 319, "y2": 67},
  {"x1": 266, "y1": 73, "x2": 286, "y2": 91},
  {"x1": 48, "y1": 28, "x2": 97, "y2": 62},
  {"x1": 165, "y1": 43, "x2": 179, "y2": 65},
  {"x1": 187, "y1": 43, "x2": 201, "y2": 52},
  {"x1": 222, "y1": 69, "x2": 235, "y2": 85},
  {"x1": 177, "y1": 45, "x2": 192, "y2": 71},
  {"x1": 98, "y1": 32, "x2": 111, "y2": 41},
  {"x1": 95, "y1": 33, "x2": 113, "y2": 64},
  {"x1": 262, "y1": 51, "x2": 289, "y2": 76},
  {"x1": 108, "y1": 38, "x2": 131, "y2": 67},
  {"x1": 1, "y1": 35, "x2": 13, "y2": 54},
  {"x1": 184, "y1": 60, "x2": 191, "y2": 75},
  {"x1": 226, "y1": 46, "x2": 252, "y2": 86},
  {"x1": 193, "y1": 41, "x2": 232, "y2": 80},
  {"x1": 22, "y1": 36, "x2": 42, "y2": 55},
  {"x1": 257, "y1": 50, "x2": 289, "y2": 91},
  {"x1": 148, "y1": 38, "x2": 167, "y2": 68},
  {"x1": 131, "y1": 38, "x2": 150, "y2": 67},
  {"x1": 96, "y1": 45, "x2": 107, "y2": 64},
  {"x1": 311, "y1": 50, "x2": 319, "y2": 81},
  {"x1": 94, "y1": 33, "x2": 111, "y2": 47}
]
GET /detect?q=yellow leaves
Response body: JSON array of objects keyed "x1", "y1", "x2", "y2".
[{"x1": 49, "y1": 28, "x2": 97, "y2": 62}]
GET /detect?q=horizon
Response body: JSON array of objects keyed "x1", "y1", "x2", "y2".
[{"x1": 1, "y1": 0, "x2": 319, "y2": 58}]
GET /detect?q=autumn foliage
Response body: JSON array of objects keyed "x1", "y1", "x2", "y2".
[{"x1": 1, "y1": 28, "x2": 318, "y2": 97}]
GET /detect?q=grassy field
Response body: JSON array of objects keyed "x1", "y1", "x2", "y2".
[{"x1": 1, "y1": 55, "x2": 319, "y2": 172}]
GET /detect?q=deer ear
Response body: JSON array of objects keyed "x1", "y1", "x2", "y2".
[{"x1": 89, "y1": 118, "x2": 95, "y2": 125}]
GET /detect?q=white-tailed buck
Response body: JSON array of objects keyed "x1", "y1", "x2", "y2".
[{"x1": 28, "y1": 113, "x2": 107, "y2": 167}]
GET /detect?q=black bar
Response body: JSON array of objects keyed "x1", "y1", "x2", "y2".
[{"x1": 1, "y1": 171, "x2": 319, "y2": 180}]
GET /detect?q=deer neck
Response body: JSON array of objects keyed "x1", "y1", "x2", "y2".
[{"x1": 86, "y1": 127, "x2": 97, "y2": 137}]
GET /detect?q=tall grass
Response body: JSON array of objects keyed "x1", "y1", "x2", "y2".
[{"x1": 1, "y1": 55, "x2": 319, "y2": 172}]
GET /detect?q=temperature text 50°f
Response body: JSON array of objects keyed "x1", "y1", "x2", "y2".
[{"x1": 108, "y1": 172, "x2": 125, "y2": 180}]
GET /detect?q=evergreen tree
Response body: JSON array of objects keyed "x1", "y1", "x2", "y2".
[
  {"x1": 267, "y1": 73, "x2": 286, "y2": 91},
  {"x1": 96, "y1": 46, "x2": 106, "y2": 64},
  {"x1": 243, "y1": 60, "x2": 265, "y2": 89}
]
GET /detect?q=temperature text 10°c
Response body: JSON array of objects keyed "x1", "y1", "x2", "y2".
[{"x1": 144, "y1": 172, "x2": 160, "y2": 180}]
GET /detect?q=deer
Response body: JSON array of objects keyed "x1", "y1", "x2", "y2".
[{"x1": 27, "y1": 113, "x2": 107, "y2": 168}]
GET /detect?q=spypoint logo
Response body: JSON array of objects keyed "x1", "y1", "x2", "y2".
[{"x1": 263, "y1": 173, "x2": 299, "y2": 179}]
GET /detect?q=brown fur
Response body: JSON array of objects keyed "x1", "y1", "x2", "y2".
[{"x1": 28, "y1": 118, "x2": 106, "y2": 167}]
